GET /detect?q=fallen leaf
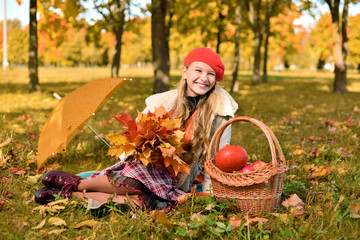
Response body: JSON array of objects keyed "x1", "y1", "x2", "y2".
[
  {"x1": 291, "y1": 148, "x2": 304, "y2": 155},
  {"x1": 26, "y1": 174, "x2": 43, "y2": 184},
  {"x1": 0, "y1": 138, "x2": 11, "y2": 148},
  {"x1": 349, "y1": 202, "x2": 360, "y2": 218},
  {"x1": 0, "y1": 197, "x2": 6, "y2": 210},
  {"x1": 244, "y1": 216, "x2": 269, "y2": 226},
  {"x1": 177, "y1": 193, "x2": 191, "y2": 204},
  {"x1": 303, "y1": 164, "x2": 314, "y2": 171},
  {"x1": 336, "y1": 167, "x2": 347, "y2": 175},
  {"x1": 328, "y1": 127, "x2": 337, "y2": 134},
  {"x1": 334, "y1": 195, "x2": 345, "y2": 211},
  {"x1": 190, "y1": 185, "x2": 197, "y2": 194},
  {"x1": 313, "y1": 206, "x2": 324, "y2": 216},
  {"x1": 74, "y1": 219, "x2": 100, "y2": 229},
  {"x1": 31, "y1": 219, "x2": 46, "y2": 229},
  {"x1": 96, "y1": 163, "x2": 102, "y2": 171},
  {"x1": 9, "y1": 166, "x2": 26, "y2": 175},
  {"x1": 6, "y1": 192, "x2": 14, "y2": 198},
  {"x1": 271, "y1": 213, "x2": 289, "y2": 223},
  {"x1": 205, "y1": 203, "x2": 214, "y2": 211},
  {"x1": 151, "y1": 210, "x2": 174, "y2": 229},
  {"x1": 190, "y1": 213, "x2": 205, "y2": 222},
  {"x1": 15, "y1": 221, "x2": 28, "y2": 229},
  {"x1": 282, "y1": 194, "x2": 305, "y2": 216},
  {"x1": 47, "y1": 229, "x2": 67, "y2": 235},
  {"x1": 229, "y1": 216, "x2": 242, "y2": 227},
  {"x1": 48, "y1": 199, "x2": 69, "y2": 206},
  {"x1": 48, "y1": 217, "x2": 67, "y2": 226},
  {"x1": 308, "y1": 166, "x2": 331, "y2": 179}
]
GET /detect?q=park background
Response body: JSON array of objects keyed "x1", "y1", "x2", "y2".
[{"x1": 1, "y1": 0, "x2": 360, "y2": 239}]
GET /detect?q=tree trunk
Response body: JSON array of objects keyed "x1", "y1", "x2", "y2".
[
  {"x1": 151, "y1": 0, "x2": 170, "y2": 93},
  {"x1": 231, "y1": 0, "x2": 242, "y2": 92},
  {"x1": 111, "y1": 2, "x2": 126, "y2": 78},
  {"x1": 29, "y1": 0, "x2": 40, "y2": 92},
  {"x1": 262, "y1": 0, "x2": 271, "y2": 83},
  {"x1": 248, "y1": 0, "x2": 262, "y2": 85},
  {"x1": 216, "y1": 1, "x2": 225, "y2": 54},
  {"x1": 326, "y1": 0, "x2": 348, "y2": 93},
  {"x1": 252, "y1": 31, "x2": 262, "y2": 85}
]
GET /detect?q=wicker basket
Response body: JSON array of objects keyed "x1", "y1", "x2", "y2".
[{"x1": 204, "y1": 116, "x2": 288, "y2": 215}]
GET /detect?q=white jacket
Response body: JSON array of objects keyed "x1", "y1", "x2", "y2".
[{"x1": 143, "y1": 87, "x2": 238, "y2": 192}]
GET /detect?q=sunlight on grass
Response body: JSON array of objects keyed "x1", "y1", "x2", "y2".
[{"x1": 348, "y1": 81, "x2": 360, "y2": 92}]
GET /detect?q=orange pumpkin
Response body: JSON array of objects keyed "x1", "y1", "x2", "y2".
[{"x1": 215, "y1": 144, "x2": 248, "y2": 172}]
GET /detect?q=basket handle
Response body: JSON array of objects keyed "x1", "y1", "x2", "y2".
[{"x1": 207, "y1": 116, "x2": 285, "y2": 167}]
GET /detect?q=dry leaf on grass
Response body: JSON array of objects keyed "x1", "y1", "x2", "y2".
[
  {"x1": 349, "y1": 202, "x2": 360, "y2": 219},
  {"x1": 229, "y1": 216, "x2": 242, "y2": 227},
  {"x1": 26, "y1": 174, "x2": 43, "y2": 184},
  {"x1": 74, "y1": 220, "x2": 100, "y2": 229},
  {"x1": 271, "y1": 213, "x2": 289, "y2": 223},
  {"x1": 282, "y1": 194, "x2": 305, "y2": 216},
  {"x1": 0, "y1": 138, "x2": 11, "y2": 148},
  {"x1": 190, "y1": 213, "x2": 205, "y2": 222},
  {"x1": 47, "y1": 229, "x2": 67, "y2": 235},
  {"x1": 31, "y1": 218, "x2": 46, "y2": 230},
  {"x1": 308, "y1": 166, "x2": 331, "y2": 178},
  {"x1": 244, "y1": 216, "x2": 269, "y2": 226},
  {"x1": 48, "y1": 217, "x2": 67, "y2": 226},
  {"x1": 151, "y1": 210, "x2": 174, "y2": 229},
  {"x1": 9, "y1": 166, "x2": 26, "y2": 175},
  {"x1": 177, "y1": 193, "x2": 191, "y2": 204}
]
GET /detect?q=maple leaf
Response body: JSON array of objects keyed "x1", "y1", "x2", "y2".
[
  {"x1": 107, "y1": 105, "x2": 188, "y2": 177},
  {"x1": 112, "y1": 113, "x2": 137, "y2": 132},
  {"x1": 106, "y1": 133, "x2": 129, "y2": 145}
]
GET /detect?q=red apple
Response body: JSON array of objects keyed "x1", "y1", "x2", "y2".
[
  {"x1": 240, "y1": 165, "x2": 255, "y2": 173},
  {"x1": 215, "y1": 144, "x2": 248, "y2": 172},
  {"x1": 252, "y1": 160, "x2": 266, "y2": 171}
]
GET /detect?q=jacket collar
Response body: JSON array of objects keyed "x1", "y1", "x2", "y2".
[{"x1": 145, "y1": 87, "x2": 238, "y2": 117}]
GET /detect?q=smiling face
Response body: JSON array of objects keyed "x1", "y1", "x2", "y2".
[{"x1": 182, "y1": 61, "x2": 217, "y2": 97}]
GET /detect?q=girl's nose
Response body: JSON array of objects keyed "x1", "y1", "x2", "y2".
[{"x1": 200, "y1": 72, "x2": 208, "y2": 81}]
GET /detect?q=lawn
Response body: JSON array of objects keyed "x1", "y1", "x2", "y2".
[{"x1": 1, "y1": 67, "x2": 359, "y2": 239}]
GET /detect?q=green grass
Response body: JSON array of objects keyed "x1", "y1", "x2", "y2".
[{"x1": 1, "y1": 67, "x2": 360, "y2": 239}]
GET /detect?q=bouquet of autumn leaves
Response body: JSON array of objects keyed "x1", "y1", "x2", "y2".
[{"x1": 105, "y1": 106, "x2": 190, "y2": 178}]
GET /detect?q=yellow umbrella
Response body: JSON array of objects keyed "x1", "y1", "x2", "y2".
[{"x1": 37, "y1": 78, "x2": 128, "y2": 168}]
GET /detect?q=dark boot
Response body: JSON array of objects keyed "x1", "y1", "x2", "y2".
[
  {"x1": 42, "y1": 170, "x2": 82, "y2": 192},
  {"x1": 34, "y1": 187, "x2": 72, "y2": 205}
]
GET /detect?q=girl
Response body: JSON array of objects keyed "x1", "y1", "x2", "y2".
[{"x1": 34, "y1": 47, "x2": 238, "y2": 210}]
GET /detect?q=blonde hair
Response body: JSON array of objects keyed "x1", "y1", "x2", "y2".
[{"x1": 172, "y1": 73, "x2": 221, "y2": 165}]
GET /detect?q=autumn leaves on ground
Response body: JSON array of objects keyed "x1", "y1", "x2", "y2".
[{"x1": 1, "y1": 68, "x2": 360, "y2": 239}]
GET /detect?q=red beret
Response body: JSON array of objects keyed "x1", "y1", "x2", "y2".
[{"x1": 183, "y1": 47, "x2": 224, "y2": 81}]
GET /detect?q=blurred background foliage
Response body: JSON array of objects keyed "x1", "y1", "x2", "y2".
[{"x1": 0, "y1": 0, "x2": 359, "y2": 71}]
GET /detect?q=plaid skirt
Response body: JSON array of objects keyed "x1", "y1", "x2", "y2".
[{"x1": 87, "y1": 160, "x2": 185, "y2": 210}]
